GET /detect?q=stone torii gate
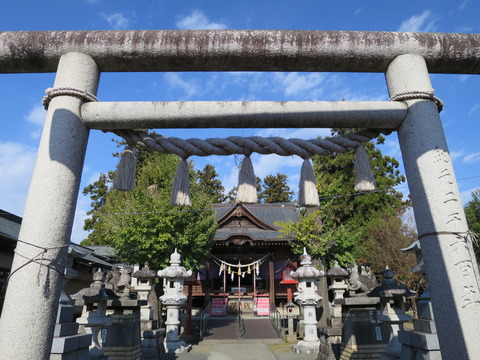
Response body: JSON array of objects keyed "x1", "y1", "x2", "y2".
[{"x1": 0, "y1": 30, "x2": 479, "y2": 359}]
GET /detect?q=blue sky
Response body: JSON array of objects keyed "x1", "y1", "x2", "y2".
[{"x1": 0, "y1": 1, "x2": 479, "y2": 243}]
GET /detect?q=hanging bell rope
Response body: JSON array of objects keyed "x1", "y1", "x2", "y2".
[
  {"x1": 236, "y1": 154, "x2": 257, "y2": 204},
  {"x1": 170, "y1": 158, "x2": 191, "y2": 206},
  {"x1": 354, "y1": 145, "x2": 376, "y2": 191},
  {"x1": 113, "y1": 146, "x2": 136, "y2": 191}
]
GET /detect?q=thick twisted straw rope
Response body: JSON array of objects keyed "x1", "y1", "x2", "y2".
[
  {"x1": 389, "y1": 90, "x2": 443, "y2": 112},
  {"x1": 42, "y1": 87, "x2": 99, "y2": 110},
  {"x1": 112, "y1": 129, "x2": 391, "y2": 159}
]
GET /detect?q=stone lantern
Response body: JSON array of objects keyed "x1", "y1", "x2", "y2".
[
  {"x1": 158, "y1": 249, "x2": 192, "y2": 354},
  {"x1": 133, "y1": 262, "x2": 158, "y2": 330},
  {"x1": 71, "y1": 270, "x2": 113, "y2": 358},
  {"x1": 369, "y1": 267, "x2": 416, "y2": 360},
  {"x1": 327, "y1": 261, "x2": 349, "y2": 301},
  {"x1": 327, "y1": 260, "x2": 349, "y2": 322},
  {"x1": 291, "y1": 248, "x2": 324, "y2": 354}
]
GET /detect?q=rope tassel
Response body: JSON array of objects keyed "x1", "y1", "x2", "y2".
[
  {"x1": 170, "y1": 159, "x2": 191, "y2": 206},
  {"x1": 113, "y1": 146, "x2": 136, "y2": 191},
  {"x1": 354, "y1": 145, "x2": 376, "y2": 191},
  {"x1": 298, "y1": 158, "x2": 320, "y2": 207},
  {"x1": 236, "y1": 155, "x2": 257, "y2": 204}
]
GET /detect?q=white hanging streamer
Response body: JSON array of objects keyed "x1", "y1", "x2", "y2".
[
  {"x1": 298, "y1": 158, "x2": 320, "y2": 207},
  {"x1": 113, "y1": 146, "x2": 136, "y2": 191},
  {"x1": 354, "y1": 145, "x2": 376, "y2": 191},
  {"x1": 170, "y1": 158, "x2": 191, "y2": 206},
  {"x1": 236, "y1": 155, "x2": 257, "y2": 204}
]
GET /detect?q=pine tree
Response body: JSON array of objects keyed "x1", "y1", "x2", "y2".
[
  {"x1": 82, "y1": 172, "x2": 114, "y2": 245},
  {"x1": 260, "y1": 173, "x2": 294, "y2": 203},
  {"x1": 197, "y1": 164, "x2": 226, "y2": 203}
]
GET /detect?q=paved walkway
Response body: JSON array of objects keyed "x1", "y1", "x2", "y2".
[{"x1": 173, "y1": 317, "x2": 317, "y2": 360}]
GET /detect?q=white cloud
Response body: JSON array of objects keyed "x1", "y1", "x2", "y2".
[
  {"x1": 255, "y1": 128, "x2": 330, "y2": 139},
  {"x1": 456, "y1": 25, "x2": 474, "y2": 33},
  {"x1": 398, "y1": 11, "x2": 437, "y2": 32},
  {"x1": 450, "y1": 150, "x2": 464, "y2": 161},
  {"x1": 24, "y1": 105, "x2": 46, "y2": 139},
  {"x1": 175, "y1": 10, "x2": 228, "y2": 30},
  {"x1": 274, "y1": 72, "x2": 326, "y2": 98},
  {"x1": 101, "y1": 12, "x2": 134, "y2": 30},
  {"x1": 252, "y1": 154, "x2": 303, "y2": 180},
  {"x1": 459, "y1": 0, "x2": 470, "y2": 10},
  {"x1": 164, "y1": 73, "x2": 203, "y2": 99},
  {"x1": 0, "y1": 142, "x2": 37, "y2": 215},
  {"x1": 463, "y1": 152, "x2": 480, "y2": 163},
  {"x1": 459, "y1": 75, "x2": 471, "y2": 82},
  {"x1": 460, "y1": 187, "x2": 477, "y2": 205},
  {"x1": 71, "y1": 195, "x2": 91, "y2": 244},
  {"x1": 468, "y1": 104, "x2": 479, "y2": 115}
]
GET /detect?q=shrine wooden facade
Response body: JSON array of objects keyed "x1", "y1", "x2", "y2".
[{"x1": 188, "y1": 202, "x2": 300, "y2": 312}]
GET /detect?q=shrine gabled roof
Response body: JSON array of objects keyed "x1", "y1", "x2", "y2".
[
  {"x1": 214, "y1": 202, "x2": 299, "y2": 229},
  {"x1": 213, "y1": 203, "x2": 299, "y2": 241}
]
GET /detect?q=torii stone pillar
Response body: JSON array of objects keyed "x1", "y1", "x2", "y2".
[
  {"x1": 0, "y1": 52, "x2": 99, "y2": 360},
  {"x1": 386, "y1": 54, "x2": 480, "y2": 359}
]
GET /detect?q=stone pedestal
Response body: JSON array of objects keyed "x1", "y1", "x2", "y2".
[
  {"x1": 50, "y1": 246, "x2": 93, "y2": 360},
  {"x1": 368, "y1": 268, "x2": 416, "y2": 360},
  {"x1": 142, "y1": 329, "x2": 167, "y2": 360},
  {"x1": 102, "y1": 299, "x2": 145, "y2": 360},
  {"x1": 336, "y1": 297, "x2": 390, "y2": 359},
  {"x1": 398, "y1": 296, "x2": 441, "y2": 360},
  {"x1": 50, "y1": 303, "x2": 92, "y2": 360},
  {"x1": 398, "y1": 241, "x2": 441, "y2": 360}
]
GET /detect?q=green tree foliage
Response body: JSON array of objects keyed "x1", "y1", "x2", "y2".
[
  {"x1": 360, "y1": 212, "x2": 420, "y2": 290},
  {"x1": 81, "y1": 152, "x2": 217, "y2": 269},
  {"x1": 313, "y1": 130, "x2": 407, "y2": 229},
  {"x1": 279, "y1": 129, "x2": 409, "y2": 269},
  {"x1": 197, "y1": 164, "x2": 226, "y2": 203},
  {"x1": 465, "y1": 189, "x2": 480, "y2": 258},
  {"x1": 278, "y1": 209, "x2": 358, "y2": 266},
  {"x1": 260, "y1": 173, "x2": 294, "y2": 203}
]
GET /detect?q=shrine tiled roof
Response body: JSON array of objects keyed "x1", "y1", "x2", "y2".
[{"x1": 213, "y1": 203, "x2": 299, "y2": 242}]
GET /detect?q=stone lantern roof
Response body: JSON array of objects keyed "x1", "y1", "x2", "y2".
[
  {"x1": 133, "y1": 262, "x2": 157, "y2": 279},
  {"x1": 291, "y1": 248, "x2": 324, "y2": 280},
  {"x1": 157, "y1": 249, "x2": 192, "y2": 279},
  {"x1": 368, "y1": 267, "x2": 416, "y2": 298},
  {"x1": 327, "y1": 260, "x2": 349, "y2": 278}
]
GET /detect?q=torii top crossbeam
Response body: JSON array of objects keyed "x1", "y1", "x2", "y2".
[
  {"x1": 1, "y1": 30, "x2": 480, "y2": 74},
  {"x1": 1, "y1": 30, "x2": 480, "y2": 360}
]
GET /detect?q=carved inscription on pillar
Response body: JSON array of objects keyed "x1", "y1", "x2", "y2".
[
  {"x1": 433, "y1": 148, "x2": 463, "y2": 225},
  {"x1": 449, "y1": 235, "x2": 480, "y2": 308},
  {"x1": 431, "y1": 148, "x2": 480, "y2": 309}
]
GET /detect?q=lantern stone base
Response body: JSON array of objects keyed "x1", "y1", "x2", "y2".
[
  {"x1": 165, "y1": 339, "x2": 192, "y2": 354},
  {"x1": 292, "y1": 340, "x2": 320, "y2": 354}
]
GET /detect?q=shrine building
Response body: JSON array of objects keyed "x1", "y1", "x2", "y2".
[{"x1": 187, "y1": 202, "x2": 300, "y2": 315}]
